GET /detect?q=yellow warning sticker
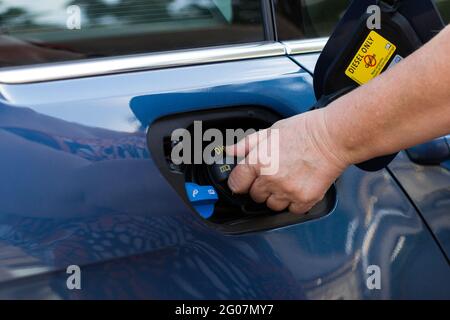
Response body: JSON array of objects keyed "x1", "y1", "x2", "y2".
[{"x1": 345, "y1": 31, "x2": 397, "y2": 85}]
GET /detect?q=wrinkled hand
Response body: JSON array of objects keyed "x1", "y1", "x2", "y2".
[{"x1": 226, "y1": 109, "x2": 349, "y2": 214}]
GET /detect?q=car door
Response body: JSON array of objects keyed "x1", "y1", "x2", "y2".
[{"x1": 0, "y1": 0, "x2": 448, "y2": 299}]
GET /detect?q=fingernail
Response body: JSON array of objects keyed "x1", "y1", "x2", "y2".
[{"x1": 228, "y1": 175, "x2": 237, "y2": 193}]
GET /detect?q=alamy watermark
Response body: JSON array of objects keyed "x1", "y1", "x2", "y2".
[
  {"x1": 366, "y1": 265, "x2": 381, "y2": 290},
  {"x1": 66, "y1": 5, "x2": 81, "y2": 30},
  {"x1": 367, "y1": 5, "x2": 381, "y2": 30},
  {"x1": 66, "y1": 265, "x2": 81, "y2": 290},
  {"x1": 170, "y1": 121, "x2": 280, "y2": 175}
]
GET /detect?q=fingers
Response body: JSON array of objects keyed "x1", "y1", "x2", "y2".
[
  {"x1": 266, "y1": 194, "x2": 290, "y2": 212},
  {"x1": 252, "y1": 190, "x2": 312, "y2": 213},
  {"x1": 248, "y1": 176, "x2": 312, "y2": 213},
  {"x1": 230, "y1": 170, "x2": 315, "y2": 214},
  {"x1": 225, "y1": 129, "x2": 268, "y2": 157},
  {"x1": 288, "y1": 202, "x2": 314, "y2": 215},
  {"x1": 249, "y1": 178, "x2": 270, "y2": 203},
  {"x1": 227, "y1": 132, "x2": 269, "y2": 194},
  {"x1": 227, "y1": 160, "x2": 258, "y2": 194}
]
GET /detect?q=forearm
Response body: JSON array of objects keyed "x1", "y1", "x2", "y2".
[{"x1": 320, "y1": 25, "x2": 450, "y2": 166}]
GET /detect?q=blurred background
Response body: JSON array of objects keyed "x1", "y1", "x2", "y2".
[{"x1": 0, "y1": 0, "x2": 449, "y2": 67}]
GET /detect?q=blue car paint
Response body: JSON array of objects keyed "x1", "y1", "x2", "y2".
[
  {"x1": 289, "y1": 53, "x2": 321, "y2": 75},
  {"x1": 389, "y1": 152, "x2": 450, "y2": 260},
  {"x1": 1, "y1": 57, "x2": 308, "y2": 132},
  {"x1": 0, "y1": 56, "x2": 448, "y2": 299}
]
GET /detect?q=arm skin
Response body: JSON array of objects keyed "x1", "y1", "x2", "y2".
[{"x1": 226, "y1": 25, "x2": 450, "y2": 214}]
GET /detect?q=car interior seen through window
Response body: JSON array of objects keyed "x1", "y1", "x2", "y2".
[
  {"x1": 0, "y1": 0, "x2": 265, "y2": 68},
  {"x1": 274, "y1": 0, "x2": 450, "y2": 40}
]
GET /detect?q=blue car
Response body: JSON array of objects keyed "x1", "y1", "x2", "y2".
[{"x1": 0, "y1": 0, "x2": 448, "y2": 299}]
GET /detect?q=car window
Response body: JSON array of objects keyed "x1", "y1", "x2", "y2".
[
  {"x1": 0, "y1": 0, "x2": 265, "y2": 68},
  {"x1": 275, "y1": 0, "x2": 450, "y2": 41},
  {"x1": 436, "y1": 0, "x2": 450, "y2": 23}
]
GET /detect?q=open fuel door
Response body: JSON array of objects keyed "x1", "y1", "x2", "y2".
[{"x1": 313, "y1": 0, "x2": 445, "y2": 171}]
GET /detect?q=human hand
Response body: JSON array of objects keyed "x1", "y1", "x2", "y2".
[{"x1": 226, "y1": 109, "x2": 349, "y2": 214}]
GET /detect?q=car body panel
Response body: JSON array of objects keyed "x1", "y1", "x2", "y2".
[
  {"x1": 289, "y1": 53, "x2": 321, "y2": 75},
  {"x1": 0, "y1": 53, "x2": 449, "y2": 299},
  {"x1": 389, "y1": 152, "x2": 450, "y2": 260},
  {"x1": 0, "y1": 56, "x2": 311, "y2": 280},
  {"x1": 0, "y1": 164, "x2": 448, "y2": 299}
]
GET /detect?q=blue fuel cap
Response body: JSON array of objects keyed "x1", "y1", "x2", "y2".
[{"x1": 185, "y1": 182, "x2": 218, "y2": 219}]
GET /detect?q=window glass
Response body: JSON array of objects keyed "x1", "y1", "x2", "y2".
[
  {"x1": 0, "y1": 0, "x2": 265, "y2": 68},
  {"x1": 436, "y1": 0, "x2": 450, "y2": 23},
  {"x1": 275, "y1": 0, "x2": 450, "y2": 41}
]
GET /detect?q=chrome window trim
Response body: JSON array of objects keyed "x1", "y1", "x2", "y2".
[
  {"x1": 282, "y1": 38, "x2": 329, "y2": 55},
  {"x1": 0, "y1": 39, "x2": 328, "y2": 84}
]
